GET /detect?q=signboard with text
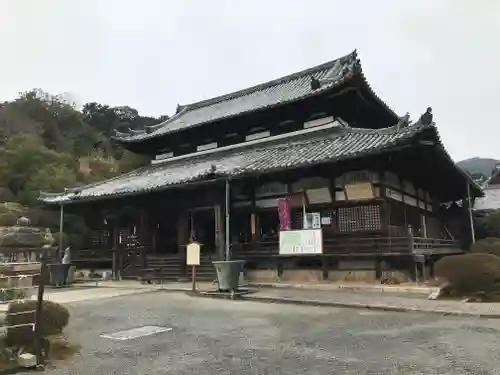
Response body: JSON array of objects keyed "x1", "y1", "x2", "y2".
[
  {"x1": 279, "y1": 229, "x2": 323, "y2": 255},
  {"x1": 186, "y1": 242, "x2": 201, "y2": 266}
]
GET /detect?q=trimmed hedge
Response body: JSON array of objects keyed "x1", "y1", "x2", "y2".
[
  {"x1": 6, "y1": 300, "x2": 70, "y2": 347},
  {"x1": 435, "y1": 253, "x2": 500, "y2": 297},
  {"x1": 470, "y1": 237, "x2": 500, "y2": 258}
]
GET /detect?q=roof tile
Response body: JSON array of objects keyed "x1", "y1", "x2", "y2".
[
  {"x1": 40, "y1": 124, "x2": 431, "y2": 204},
  {"x1": 115, "y1": 51, "x2": 361, "y2": 142}
]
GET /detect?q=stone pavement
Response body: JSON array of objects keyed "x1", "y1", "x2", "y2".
[
  {"x1": 37, "y1": 290, "x2": 500, "y2": 374},
  {"x1": 239, "y1": 287, "x2": 500, "y2": 319},
  {"x1": 42, "y1": 287, "x2": 153, "y2": 304},
  {"x1": 15, "y1": 280, "x2": 500, "y2": 319},
  {"x1": 0, "y1": 286, "x2": 153, "y2": 312},
  {"x1": 249, "y1": 281, "x2": 436, "y2": 295},
  {"x1": 74, "y1": 279, "x2": 215, "y2": 291},
  {"x1": 78, "y1": 280, "x2": 500, "y2": 318},
  {"x1": 75, "y1": 279, "x2": 435, "y2": 295}
]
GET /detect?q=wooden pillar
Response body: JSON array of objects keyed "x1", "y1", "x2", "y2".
[
  {"x1": 321, "y1": 257, "x2": 329, "y2": 280},
  {"x1": 177, "y1": 211, "x2": 189, "y2": 277},
  {"x1": 214, "y1": 204, "x2": 223, "y2": 259},
  {"x1": 250, "y1": 179, "x2": 259, "y2": 241},
  {"x1": 250, "y1": 213, "x2": 257, "y2": 241},
  {"x1": 399, "y1": 176, "x2": 408, "y2": 231},
  {"x1": 139, "y1": 210, "x2": 147, "y2": 268},
  {"x1": 112, "y1": 214, "x2": 120, "y2": 280},
  {"x1": 379, "y1": 171, "x2": 389, "y2": 233}
]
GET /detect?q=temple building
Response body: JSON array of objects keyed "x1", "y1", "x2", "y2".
[
  {"x1": 474, "y1": 163, "x2": 500, "y2": 213},
  {"x1": 39, "y1": 50, "x2": 481, "y2": 283}
]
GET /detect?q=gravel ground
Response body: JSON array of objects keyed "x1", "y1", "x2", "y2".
[{"x1": 24, "y1": 291, "x2": 500, "y2": 375}]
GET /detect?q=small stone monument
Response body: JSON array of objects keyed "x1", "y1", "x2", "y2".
[{"x1": 0, "y1": 216, "x2": 51, "y2": 264}]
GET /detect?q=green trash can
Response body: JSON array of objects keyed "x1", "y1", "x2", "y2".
[
  {"x1": 212, "y1": 260, "x2": 245, "y2": 292},
  {"x1": 48, "y1": 264, "x2": 70, "y2": 286}
]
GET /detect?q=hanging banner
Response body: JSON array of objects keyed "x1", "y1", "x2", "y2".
[{"x1": 277, "y1": 198, "x2": 291, "y2": 231}]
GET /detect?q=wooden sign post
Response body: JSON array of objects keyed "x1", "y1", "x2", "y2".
[{"x1": 186, "y1": 242, "x2": 201, "y2": 292}]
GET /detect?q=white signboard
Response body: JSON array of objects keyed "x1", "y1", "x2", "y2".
[
  {"x1": 279, "y1": 229, "x2": 323, "y2": 255},
  {"x1": 303, "y1": 212, "x2": 321, "y2": 229},
  {"x1": 186, "y1": 242, "x2": 201, "y2": 266}
]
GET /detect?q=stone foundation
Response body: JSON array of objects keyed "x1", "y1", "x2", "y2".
[
  {"x1": 381, "y1": 270, "x2": 412, "y2": 282},
  {"x1": 75, "y1": 269, "x2": 112, "y2": 281},
  {"x1": 246, "y1": 269, "x2": 376, "y2": 283},
  {"x1": 0, "y1": 262, "x2": 40, "y2": 275},
  {"x1": 244, "y1": 269, "x2": 279, "y2": 282},
  {"x1": 328, "y1": 270, "x2": 377, "y2": 282},
  {"x1": 280, "y1": 269, "x2": 323, "y2": 283},
  {"x1": 245, "y1": 268, "x2": 412, "y2": 284}
]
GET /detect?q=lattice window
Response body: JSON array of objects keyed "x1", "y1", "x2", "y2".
[
  {"x1": 292, "y1": 210, "x2": 303, "y2": 230},
  {"x1": 337, "y1": 205, "x2": 381, "y2": 232},
  {"x1": 321, "y1": 210, "x2": 336, "y2": 229},
  {"x1": 91, "y1": 230, "x2": 110, "y2": 247}
]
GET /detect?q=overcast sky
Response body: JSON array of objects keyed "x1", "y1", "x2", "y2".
[{"x1": 1, "y1": 0, "x2": 499, "y2": 161}]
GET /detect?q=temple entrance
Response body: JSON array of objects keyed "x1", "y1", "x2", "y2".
[
  {"x1": 153, "y1": 214, "x2": 178, "y2": 254},
  {"x1": 188, "y1": 207, "x2": 217, "y2": 254}
]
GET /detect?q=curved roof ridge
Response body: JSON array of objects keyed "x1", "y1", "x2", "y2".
[
  {"x1": 354, "y1": 50, "x2": 399, "y2": 121},
  {"x1": 113, "y1": 107, "x2": 189, "y2": 140},
  {"x1": 184, "y1": 50, "x2": 358, "y2": 111},
  {"x1": 112, "y1": 49, "x2": 399, "y2": 143}
]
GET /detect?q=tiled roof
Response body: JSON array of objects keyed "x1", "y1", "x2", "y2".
[
  {"x1": 474, "y1": 186, "x2": 500, "y2": 211},
  {"x1": 40, "y1": 124, "x2": 442, "y2": 204},
  {"x1": 114, "y1": 50, "x2": 396, "y2": 143}
]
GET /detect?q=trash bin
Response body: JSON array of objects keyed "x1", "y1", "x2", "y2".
[
  {"x1": 65, "y1": 265, "x2": 76, "y2": 285},
  {"x1": 48, "y1": 264, "x2": 71, "y2": 286},
  {"x1": 212, "y1": 260, "x2": 245, "y2": 292}
]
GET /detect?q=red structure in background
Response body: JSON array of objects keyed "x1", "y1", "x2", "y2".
[{"x1": 277, "y1": 198, "x2": 291, "y2": 231}]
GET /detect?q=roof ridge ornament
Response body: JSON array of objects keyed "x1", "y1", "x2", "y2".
[
  {"x1": 396, "y1": 112, "x2": 411, "y2": 130},
  {"x1": 310, "y1": 77, "x2": 321, "y2": 90},
  {"x1": 417, "y1": 107, "x2": 434, "y2": 126},
  {"x1": 176, "y1": 104, "x2": 188, "y2": 114}
]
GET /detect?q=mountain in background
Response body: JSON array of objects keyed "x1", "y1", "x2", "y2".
[
  {"x1": 0, "y1": 89, "x2": 169, "y2": 239},
  {"x1": 457, "y1": 157, "x2": 500, "y2": 179}
]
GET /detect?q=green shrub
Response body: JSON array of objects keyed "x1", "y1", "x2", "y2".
[
  {"x1": 0, "y1": 213, "x2": 17, "y2": 226},
  {"x1": 435, "y1": 253, "x2": 500, "y2": 297},
  {"x1": 474, "y1": 210, "x2": 500, "y2": 239},
  {"x1": 470, "y1": 237, "x2": 500, "y2": 257},
  {"x1": 6, "y1": 300, "x2": 70, "y2": 347}
]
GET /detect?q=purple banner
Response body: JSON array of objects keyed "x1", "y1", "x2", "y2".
[{"x1": 277, "y1": 198, "x2": 291, "y2": 231}]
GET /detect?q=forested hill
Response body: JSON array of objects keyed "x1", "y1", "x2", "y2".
[
  {"x1": 457, "y1": 157, "x2": 500, "y2": 180},
  {"x1": 0, "y1": 89, "x2": 167, "y2": 240}
]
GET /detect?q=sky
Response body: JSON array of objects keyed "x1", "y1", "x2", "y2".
[{"x1": 0, "y1": 0, "x2": 499, "y2": 161}]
